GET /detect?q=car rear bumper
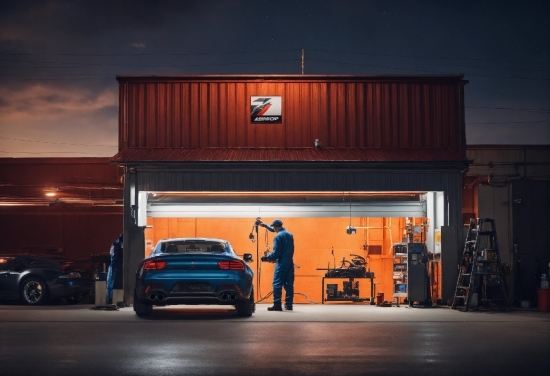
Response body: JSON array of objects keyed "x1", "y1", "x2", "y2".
[{"x1": 135, "y1": 281, "x2": 252, "y2": 306}]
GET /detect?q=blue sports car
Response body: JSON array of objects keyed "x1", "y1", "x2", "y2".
[{"x1": 133, "y1": 238, "x2": 255, "y2": 317}]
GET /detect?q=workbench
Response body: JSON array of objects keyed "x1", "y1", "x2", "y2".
[{"x1": 320, "y1": 275, "x2": 375, "y2": 304}]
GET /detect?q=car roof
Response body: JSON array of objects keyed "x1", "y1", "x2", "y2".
[
  {"x1": 158, "y1": 238, "x2": 228, "y2": 243},
  {"x1": 0, "y1": 254, "x2": 61, "y2": 266}
]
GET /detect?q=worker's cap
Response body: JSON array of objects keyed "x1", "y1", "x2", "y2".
[{"x1": 270, "y1": 219, "x2": 283, "y2": 227}]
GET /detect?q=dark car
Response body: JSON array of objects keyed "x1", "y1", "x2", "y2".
[
  {"x1": 134, "y1": 238, "x2": 255, "y2": 317},
  {"x1": 55, "y1": 253, "x2": 111, "y2": 302},
  {"x1": 0, "y1": 255, "x2": 91, "y2": 305}
]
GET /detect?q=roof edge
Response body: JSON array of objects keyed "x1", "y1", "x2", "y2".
[{"x1": 116, "y1": 74, "x2": 466, "y2": 82}]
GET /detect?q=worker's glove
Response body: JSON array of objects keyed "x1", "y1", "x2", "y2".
[{"x1": 260, "y1": 256, "x2": 268, "y2": 262}]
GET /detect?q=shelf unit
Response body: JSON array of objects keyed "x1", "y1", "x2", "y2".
[{"x1": 393, "y1": 243, "x2": 408, "y2": 300}]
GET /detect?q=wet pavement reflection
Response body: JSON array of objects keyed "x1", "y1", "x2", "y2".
[{"x1": 1, "y1": 303, "x2": 548, "y2": 375}]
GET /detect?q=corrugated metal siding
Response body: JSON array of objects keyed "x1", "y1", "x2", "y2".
[
  {"x1": 118, "y1": 76, "x2": 464, "y2": 151},
  {"x1": 135, "y1": 169, "x2": 462, "y2": 192},
  {"x1": 0, "y1": 157, "x2": 121, "y2": 186}
]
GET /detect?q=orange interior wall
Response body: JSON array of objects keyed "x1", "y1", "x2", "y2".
[{"x1": 144, "y1": 217, "x2": 431, "y2": 303}]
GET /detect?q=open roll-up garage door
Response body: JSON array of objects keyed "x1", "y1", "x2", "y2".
[
  {"x1": 141, "y1": 192, "x2": 427, "y2": 220},
  {"x1": 138, "y1": 191, "x2": 444, "y2": 307},
  {"x1": 147, "y1": 202, "x2": 426, "y2": 218}
]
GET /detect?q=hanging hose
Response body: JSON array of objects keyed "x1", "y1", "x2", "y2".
[
  {"x1": 256, "y1": 221, "x2": 318, "y2": 304},
  {"x1": 256, "y1": 291, "x2": 273, "y2": 303},
  {"x1": 258, "y1": 226, "x2": 271, "y2": 301}
]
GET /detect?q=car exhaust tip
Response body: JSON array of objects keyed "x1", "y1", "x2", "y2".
[
  {"x1": 229, "y1": 294, "x2": 236, "y2": 301},
  {"x1": 157, "y1": 293, "x2": 165, "y2": 301},
  {"x1": 221, "y1": 293, "x2": 228, "y2": 301},
  {"x1": 148, "y1": 292, "x2": 157, "y2": 301}
]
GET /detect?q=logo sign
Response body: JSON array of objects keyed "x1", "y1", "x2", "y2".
[{"x1": 250, "y1": 96, "x2": 282, "y2": 123}]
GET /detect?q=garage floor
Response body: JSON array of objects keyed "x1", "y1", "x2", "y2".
[
  {"x1": 2, "y1": 302, "x2": 548, "y2": 322},
  {"x1": 1, "y1": 302, "x2": 549, "y2": 376}
]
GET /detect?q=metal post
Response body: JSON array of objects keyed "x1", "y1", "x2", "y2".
[{"x1": 301, "y1": 49, "x2": 304, "y2": 75}]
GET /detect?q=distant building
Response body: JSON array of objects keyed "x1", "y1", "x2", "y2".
[{"x1": 0, "y1": 158, "x2": 123, "y2": 260}]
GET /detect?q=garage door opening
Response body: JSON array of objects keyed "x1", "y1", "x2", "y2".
[{"x1": 138, "y1": 192, "x2": 446, "y2": 306}]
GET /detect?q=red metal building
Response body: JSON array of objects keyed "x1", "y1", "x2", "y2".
[
  {"x1": 0, "y1": 158, "x2": 123, "y2": 260},
  {"x1": 117, "y1": 74, "x2": 465, "y2": 150},
  {"x1": 113, "y1": 74, "x2": 469, "y2": 305}
]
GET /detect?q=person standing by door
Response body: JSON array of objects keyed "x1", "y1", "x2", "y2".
[
  {"x1": 106, "y1": 233, "x2": 123, "y2": 304},
  {"x1": 258, "y1": 219, "x2": 295, "y2": 311}
]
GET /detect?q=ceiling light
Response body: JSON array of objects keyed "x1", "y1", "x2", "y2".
[{"x1": 43, "y1": 187, "x2": 60, "y2": 197}]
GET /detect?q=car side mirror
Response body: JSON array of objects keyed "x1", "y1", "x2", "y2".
[{"x1": 243, "y1": 253, "x2": 253, "y2": 262}]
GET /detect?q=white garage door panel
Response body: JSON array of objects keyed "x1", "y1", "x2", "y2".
[{"x1": 147, "y1": 202, "x2": 425, "y2": 218}]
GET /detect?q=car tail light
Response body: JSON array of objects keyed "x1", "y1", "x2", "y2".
[
  {"x1": 217, "y1": 261, "x2": 245, "y2": 270},
  {"x1": 143, "y1": 260, "x2": 167, "y2": 270}
]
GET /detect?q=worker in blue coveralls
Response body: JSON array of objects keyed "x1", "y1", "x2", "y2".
[
  {"x1": 106, "y1": 233, "x2": 123, "y2": 304},
  {"x1": 258, "y1": 219, "x2": 295, "y2": 311}
]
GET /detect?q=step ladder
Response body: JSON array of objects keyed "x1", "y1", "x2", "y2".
[{"x1": 451, "y1": 218, "x2": 508, "y2": 311}]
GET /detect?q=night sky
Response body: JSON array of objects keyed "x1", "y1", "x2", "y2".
[{"x1": 0, "y1": 0, "x2": 548, "y2": 157}]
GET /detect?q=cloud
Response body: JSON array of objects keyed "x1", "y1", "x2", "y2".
[
  {"x1": 0, "y1": 84, "x2": 118, "y2": 121},
  {"x1": 0, "y1": 83, "x2": 119, "y2": 157},
  {"x1": 0, "y1": 1, "x2": 223, "y2": 51}
]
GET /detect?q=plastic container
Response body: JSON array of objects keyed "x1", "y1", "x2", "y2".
[
  {"x1": 541, "y1": 274, "x2": 549, "y2": 289},
  {"x1": 94, "y1": 280, "x2": 106, "y2": 306},
  {"x1": 537, "y1": 289, "x2": 550, "y2": 312},
  {"x1": 471, "y1": 293, "x2": 478, "y2": 307}
]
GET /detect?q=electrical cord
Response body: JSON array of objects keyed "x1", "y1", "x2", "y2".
[
  {"x1": 295, "y1": 292, "x2": 317, "y2": 304},
  {"x1": 257, "y1": 291, "x2": 318, "y2": 304},
  {"x1": 256, "y1": 290, "x2": 273, "y2": 303}
]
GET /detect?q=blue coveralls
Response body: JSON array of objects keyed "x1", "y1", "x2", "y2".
[
  {"x1": 263, "y1": 226, "x2": 295, "y2": 307},
  {"x1": 106, "y1": 239, "x2": 123, "y2": 303}
]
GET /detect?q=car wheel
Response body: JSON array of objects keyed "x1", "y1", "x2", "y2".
[
  {"x1": 133, "y1": 289, "x2": 152, "y2": 317},
  {"x1": 20, "y1": 277, "x2": 48, "y2": 305},
  {"x1": 236, "y1": 288, "x2": 255, "y2": 317}
]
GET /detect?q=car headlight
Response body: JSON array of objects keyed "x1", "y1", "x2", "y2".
[{"x1": 59, "y1": 272, "x2": 81, "y2": 278}]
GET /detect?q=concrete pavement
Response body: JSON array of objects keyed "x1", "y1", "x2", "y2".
[
  {"x1": 1, "y1": 301, "x2": 549, "y2": 322},
  {"x1": 1, "y1": 302, "x2": 549, "y2": 376}
]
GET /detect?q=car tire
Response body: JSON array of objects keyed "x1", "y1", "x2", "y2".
[
  {"x1": 134, "y1": 289, "x2": 152, "y2": 317},
  {"x1": 236, "y1": 288, "x2": 255, "y2": 317},
  {"x1": 20, "y1": 277, "x2": 49, "y2": 305}
]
